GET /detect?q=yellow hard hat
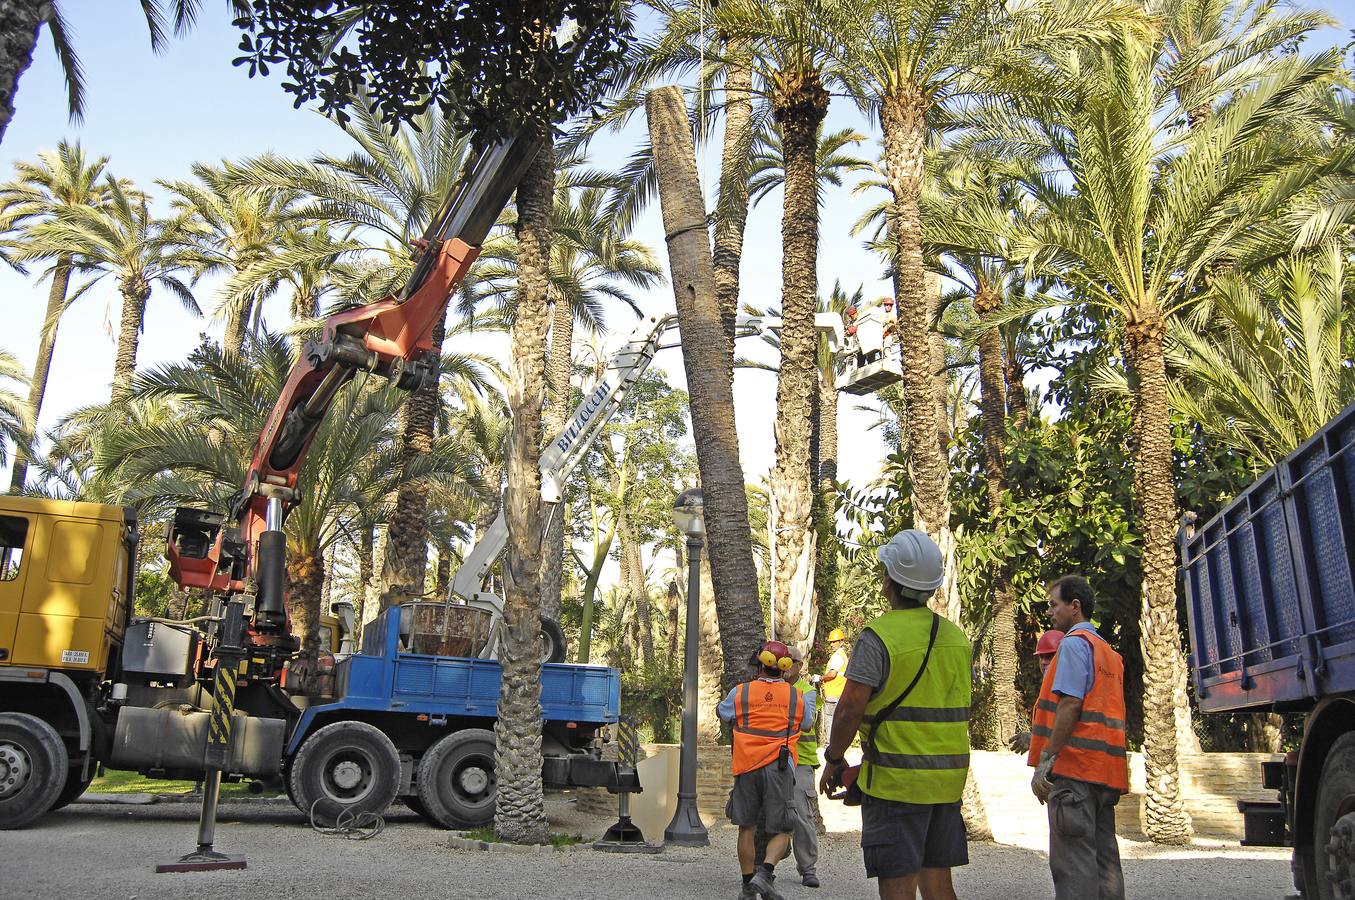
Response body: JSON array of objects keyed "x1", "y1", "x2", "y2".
[{"x1": 827, "y1": 628, "x2": 846, "y2": 643}]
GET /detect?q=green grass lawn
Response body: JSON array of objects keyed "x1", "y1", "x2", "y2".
[{"x1": 89, "y1": 768, "x2": 261, "y2": 797}]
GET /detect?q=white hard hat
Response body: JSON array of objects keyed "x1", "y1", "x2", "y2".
[{"x1": 877, "y1": 529, "x2": 944, "y2": 592}]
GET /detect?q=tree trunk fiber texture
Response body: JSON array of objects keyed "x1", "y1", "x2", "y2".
[
  {"x1": 618, "y1": 507, "x2": 653, "y2": 668},
  {"x1": 0, "y1": 1, "x2": 44, "y2": 148},
  {"x1": 880, "y1": 92, "x2": 953, "y2": 580},
  {"x1": 1125, "y1": 310, "x2": 1194, "y2": 844},
  {"x1": 356, "y1": 525, "x2": 375, "y2": 641},
  {"x1": 9, "y1": 257, "x2": 71, "y2": 492},
  {"x1": 285, "y1": 546, "x2": 325, "y2": 657},
  {"x1": 493, "y1": 138, "x2": 553, "y2": 846},
  {"x1": 224, "y1": 302, "x2": 251, "y2": 357},
  {"x1": 975, "y1": 286, "x2": 1020, "y2": 747},
  {"x1": 697, "y1": 543, "x2": 725, "y2": 744},
  {"x1": 111, "y1": 280, "x2": 150, "y2": 405},
  {"x1": 712, "y1": 42, "x2": 754, "y2": 350},
  {"x1": 646, "y1": 85, "x2": 765, "y2": 696},
  {"x1": 769, "y1": 68, "x2": 827, "y2": 654},
  {"x1": 1005, "y1": 351, "x2": 1030, "y2": 429},
  {"x1": 434, "y1": 539, "x2": 452, "y2": 599},
  {"x1": 378, "y1": 307, "x2": 449, "y2": 607},
  {"x1": 540, "y1": 297, "x2": 573, "y2": 624}
]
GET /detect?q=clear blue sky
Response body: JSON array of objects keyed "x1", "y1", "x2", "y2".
[{"x1": 2, "y1": 4, "x2": 1349, "y2": 500}]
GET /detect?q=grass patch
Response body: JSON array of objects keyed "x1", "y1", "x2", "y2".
[
  {"x1": 89, "y1": 768, "x2": 257, "y2": 797},
  {"x1": 460, "y1": 826, "x2": 587, "y2": 847}
]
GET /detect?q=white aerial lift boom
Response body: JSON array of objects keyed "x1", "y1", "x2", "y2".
[{"x1": 449, "y1": 311, "x2": 844, "y2": 662}]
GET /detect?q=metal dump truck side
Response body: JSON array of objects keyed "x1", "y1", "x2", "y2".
[{"x1": 1181, "y1": 400, "x2": 1355, "y2": 714}]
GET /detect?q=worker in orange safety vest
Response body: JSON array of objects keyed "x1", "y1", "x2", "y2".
[
  {"x1": 719, "y1": 640, "x2": 813, "y2": 900},
  {"x1": 1005, "y1": 630, "x2": 1066, "y2": 755},
  {"x1": 1027, "y1": 575, "x2": 1128, "y2": 900}
]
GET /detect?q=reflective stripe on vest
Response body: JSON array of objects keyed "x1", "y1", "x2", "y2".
[
  {"x1": 793, "y1": 678, "x2": 819, "y2": 767},
  {"x1": 732, "y1": 680, "x2": 802, "y2": 776},
  {"x1": 1026, "y1": 629, "x2": 1130, "y2": 793},
  {"x1": 857, "y1": 608, "x2": 971, "y2": 804}
]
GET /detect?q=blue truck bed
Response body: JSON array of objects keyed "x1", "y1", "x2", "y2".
[
  {"x1": 286, "y1": 606, "x2": 620, "y2": 752},
  {"x1": 1181, "y1": 401, "x2": 1355, "y2": 713}
]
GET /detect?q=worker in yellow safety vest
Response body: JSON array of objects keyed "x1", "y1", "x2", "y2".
[
  {"x1": 819, "y1": 627, "x2": 849, "y2": 746},
  {"x1": 818, "y1": 529, "x2": 972, "y2": 900}
]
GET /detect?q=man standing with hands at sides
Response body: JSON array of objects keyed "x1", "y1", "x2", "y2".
[
  {"x1": 820, "y1": 628, "x2": 849, "y2": 741},
  {"x1": 1028, "y1": 575, "x2": 1128, "y2": 900},
  {"x1": 720, "y1": 640, "x2": 813, "y2": 900},
  {"x1": 819, "y1": 530, "x2": 973, "y2": 900}
]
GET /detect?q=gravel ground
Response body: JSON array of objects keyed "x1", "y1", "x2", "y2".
[{"x1": 2, "y1": 796, "x2": 1295, "y2": 899}]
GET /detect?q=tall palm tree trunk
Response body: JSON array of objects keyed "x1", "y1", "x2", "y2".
[
  {"x1": 0, "y1": 1, "x2": 44, "y2": 148},
  {"x1": 356, "y1": 524, "x2": 375, "y2": 640},
  {"x1": 286, "y1": 546, "x2": 325, "y2": 656},
  {"x1": 540, "y1": 297, "x2": 573, "y2": 623},
  {"x1": 1125, "y1": 311, "x2": 1193, "y2": 844},
  {"x1": 223, "y1": 301, "x2": 252, "y2": 356},
  {"x1": 880, "y1": 91, "x2": 953, "y2": 573},
  {"x1": 712, "y1": 41, "x2": 754, "y2": 348},
  {"x1": 9, "y1": 256, "x2": 71, "y2": 491},
  {"x1": 434, "y1": 538, "x2": 452, "y2": 599},
  {"x1": 378, "y1": 310, "x2": 448, "y2": 605},
  {"x1": 494, "y1": 137, "x2": 553, "y2": 846},
  {"x1": 618, "y1": 506, "x2": 653, "y2": 668},
  {"x1": 770, "y1": 71, "x2": 827, "y2": 652},
  {"x1": 814, "y1": 362, "x2": 839, "y2": 634},
  {"x1": 1004, "y1": 349, "x2": 1030, "y2": 429},
  {"x1": 111, "y1": 282, "x2": 150, "y2": 405},
  {"x1": 647, "y1": 85, "x2": 764, "y2": 696},
  {"x1": 975, "y1": 287, "x2": 1019, "y2": 746}
]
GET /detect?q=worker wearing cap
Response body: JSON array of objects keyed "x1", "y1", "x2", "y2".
[
  {"x1": 1028, "y1": 575, "x2": 1128, "y2": 900},
  {"x1": 818, "y1": 530, "x2": 972, "y2": 900},
  {"x1": 719, "y1": 640, "x2": 815, "y2": 900},
  {"x1": 819, "y1": 627, "x2": 849, "y2": 748},
  {"x1": 1007, "y1": 631, "x2": 1066, "y2": 754},
  {"x1": 786, "y1": 646, "x2": 822, "y2": 888}
]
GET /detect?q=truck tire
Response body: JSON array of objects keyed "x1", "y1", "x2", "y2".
[
  {"x1": 1315, "y1": 732, "x2": 1355, "y2": 900},
  {"x1": 540, "y1": 615, "x2": 566, "y2": 665},
  {"x1": 289, "y1": 720, "x2": 400, "y2": 827},
  {"x1": 48, "y1": 765, "x2": 94, "y2": 811},
  {"x1": 416, "y1": 728, "x2": 497, "y2": 828},
  {"x1": 0, "y1": 712, "x2": 69, "y2": 829}
]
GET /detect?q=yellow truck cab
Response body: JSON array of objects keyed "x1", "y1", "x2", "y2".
[{"x1": 0, "y1": 496, "x2": 137, "y2": 826}]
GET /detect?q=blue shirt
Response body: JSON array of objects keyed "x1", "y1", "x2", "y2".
[
  {"x1": 717, "y1": 677, "x2": 815, "y2": 730},
  {"x1": 1051, "y1": 623, "x2": 1099, "y2": 700}
]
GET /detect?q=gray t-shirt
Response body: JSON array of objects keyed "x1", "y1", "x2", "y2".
[{"x1": 843, "y1": 629, "x2": 891, "y2": 699}]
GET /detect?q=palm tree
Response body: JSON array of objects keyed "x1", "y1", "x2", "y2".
[
  {"x1": 20, "y1": 176, "x2": 198, "y2": 404},
  {"x1": 1169, "y1": 243, "x2": 1353, "y2": 466},
  {"x1": 823, "y1": 0, "x2": 1134, "y2": 594},
  {"x1": 0, "y1": 349, "x2": 30, "y2": 470},
  {"x1": 747, "y1": 125, "x2": 870, "y2": 207},
  {"x1": 979, "y1": 22, "x2": 1341, "y2": 843},
  {"x1": 95, "y1": 332, "x2": 481, "y2": 652},
  {"x1": 161, "y1": 162, "x2": 298, "y2": 354},
  {"x1": 0, "y1": 140, "x2": 110, "y2": 490}
]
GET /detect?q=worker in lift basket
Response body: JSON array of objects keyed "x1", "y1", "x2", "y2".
[{"x1": 719, "y1": 640, "x2": 814, "y2": 900}]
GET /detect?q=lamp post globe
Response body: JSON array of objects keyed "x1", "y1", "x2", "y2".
[{"x1": 665, "y1": 487, "x2": 708, "y2": 846}]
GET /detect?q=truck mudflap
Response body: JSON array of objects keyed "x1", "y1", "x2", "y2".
[{"x1": 543, "y1": 755, "x2": 641, "y2": 793}]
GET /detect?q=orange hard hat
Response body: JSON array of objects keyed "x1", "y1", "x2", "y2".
[
  {"x1": 1036, "y1": 630, "x2": 1065, "y2": 657},
  {"x1": 758, "y1": 640, "x2": 795, "y2": 672},
  {"x1": 828, "y1": 628, "x2": 846, "y2": 643}
]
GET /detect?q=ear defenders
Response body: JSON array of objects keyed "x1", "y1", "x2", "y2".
[{"x1": 758, "y1": 640, "x2": 794, "y2": 672}]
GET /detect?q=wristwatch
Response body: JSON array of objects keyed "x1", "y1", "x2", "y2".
[{"x1": 824, "y1": 749, "x2": 846, "y2": 766}]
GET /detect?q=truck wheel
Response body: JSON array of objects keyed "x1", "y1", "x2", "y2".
[
  {"x1": 0, "y1": 712, "x2": 69, "y2": 829},
  {"x1": 1316, "y1": 732, "x2": 1355, "y2": 900},
  {"x1": 416, "y1": 728, "x2": 497, "y2": 828},
  {"x1": 48, "y1": 765, "x2": 94, "y2": 811},
  {"x1": 289, "y1": 720, "x2": 400, "y2": 827},
  {"x1": 540, "y1": 616, "x2": 566, "y2": 665}
]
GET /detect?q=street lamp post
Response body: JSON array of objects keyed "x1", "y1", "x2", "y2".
[{"x1": 665, "y1": 487, "x2": 709, "y2": 847}]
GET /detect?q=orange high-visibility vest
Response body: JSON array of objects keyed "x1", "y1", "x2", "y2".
[
  {"x1": 731, "y1": 679, "x2": 803, "y2": 776},
  {"x1": 1027, "y1": 629, "x2": 1129, "y2": 793}
]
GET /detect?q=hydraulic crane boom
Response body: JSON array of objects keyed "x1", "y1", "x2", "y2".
[{"x1": 166, "y1": 133, "x2": 541, "y2": 662}]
